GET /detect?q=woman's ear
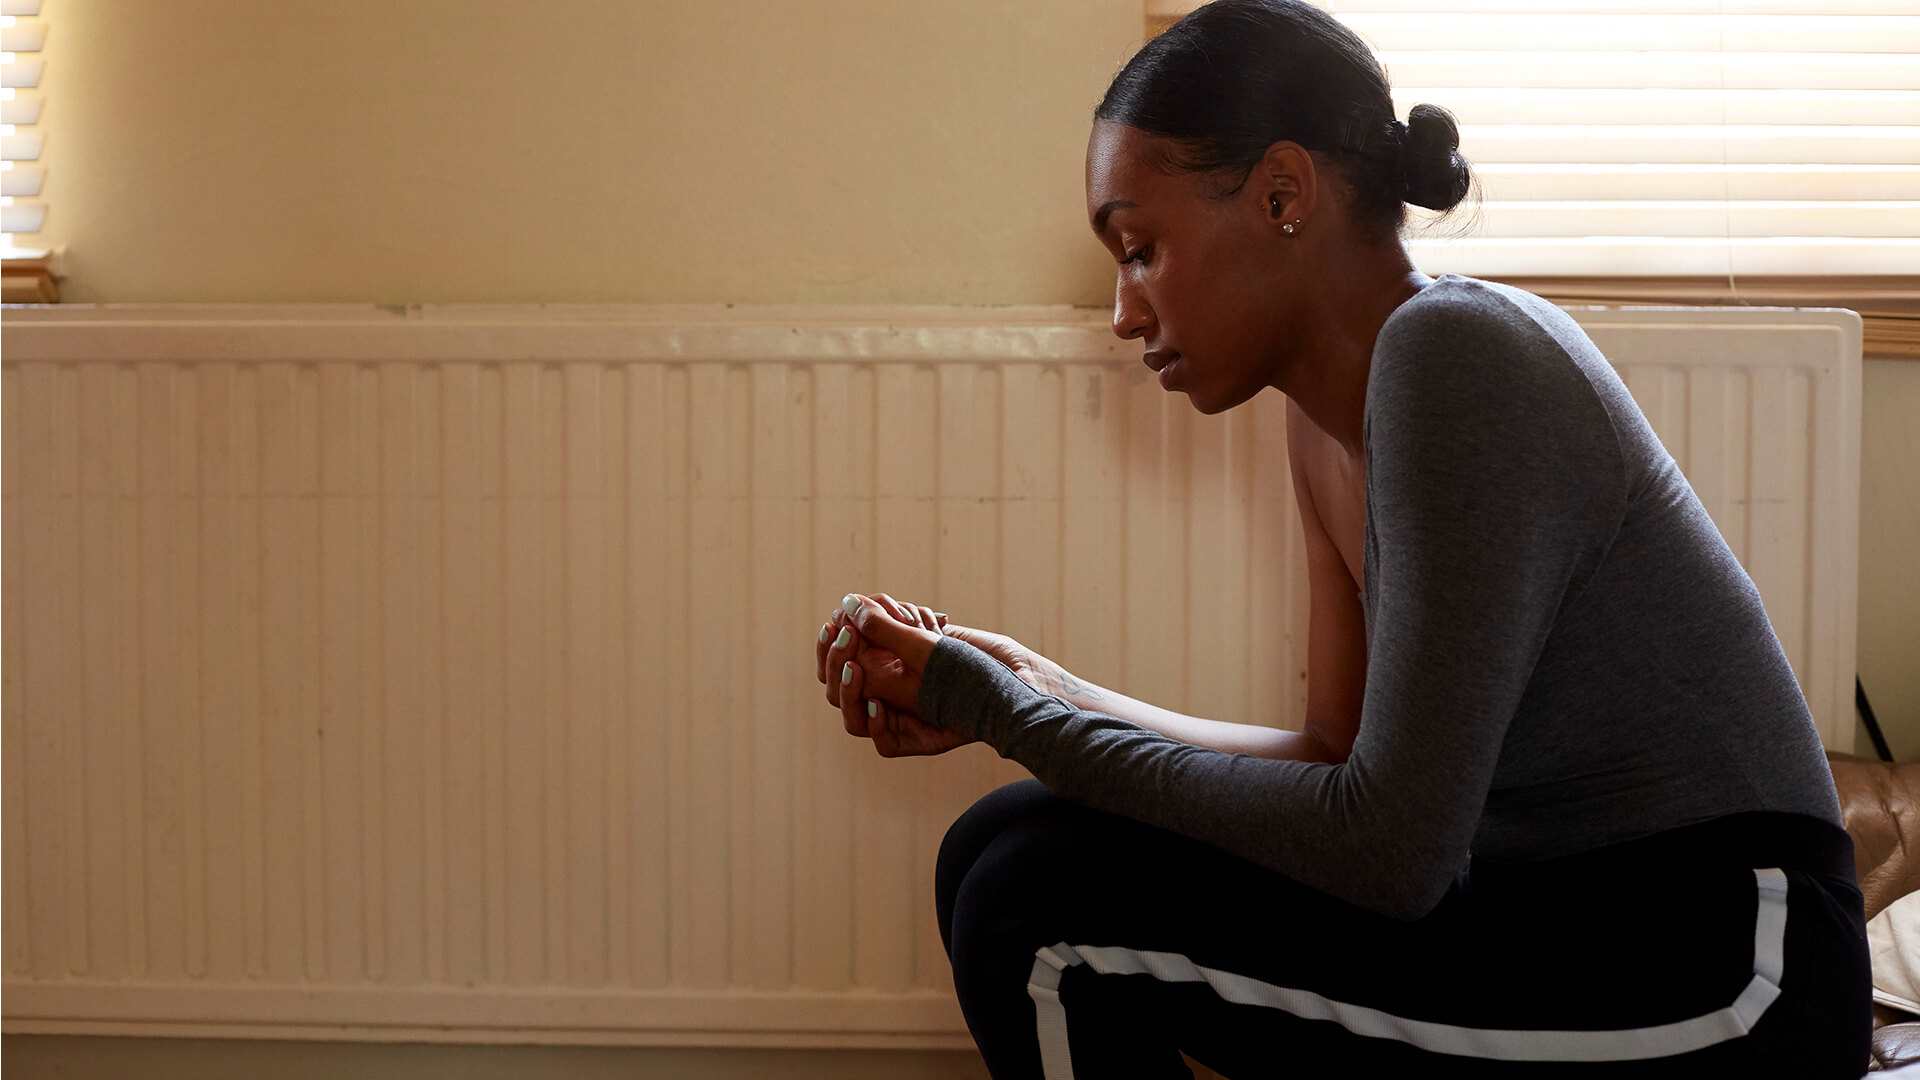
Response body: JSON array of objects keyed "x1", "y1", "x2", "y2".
[{"x1": 1257, "y1": 140, "x2": 1317, "y2": 227}]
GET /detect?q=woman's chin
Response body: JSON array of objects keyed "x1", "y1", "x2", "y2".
[{"x1": 1187, "y1": 377, "x2": 1252, "y2": 416}]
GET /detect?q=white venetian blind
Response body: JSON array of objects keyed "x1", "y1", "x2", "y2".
[
  {"x1": 1146, "y1": 0, "x2": 1920, "y2": 279},
  {"x1": 1, "y1": 0, "x2": 45, "y2": 259}
]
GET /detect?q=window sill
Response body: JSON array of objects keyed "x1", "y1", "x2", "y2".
[
  {"x1": 1497, "y1": 275, "x2": 1919, "y2": 360},
  {"x1": 2, "y1": 254, "x2": 59, "y2": 303}
]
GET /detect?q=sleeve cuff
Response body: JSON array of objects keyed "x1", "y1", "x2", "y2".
[{"x1": 916, "y1": 634, "x2": 1046, "y2": 747}]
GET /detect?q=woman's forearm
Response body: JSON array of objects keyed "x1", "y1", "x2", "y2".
[{"x1": 1025, "y1": 662, "x2": 1343, "y2": 764}]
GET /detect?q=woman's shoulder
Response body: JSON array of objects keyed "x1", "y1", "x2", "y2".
[
  {"x1": 1373, "y1": 274, "x2": 1607, "y2": 409},
  {"x1": 1367, "y1": 274, "x2": 1626, "y2": 479},
  {"x1": 1378, "y1": 273, "x2": 1558, "y2": 359}
]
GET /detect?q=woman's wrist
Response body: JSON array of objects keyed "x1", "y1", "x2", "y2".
[{"x1": 1023, "y1": 657, "x2": 1110, "y2": 708}]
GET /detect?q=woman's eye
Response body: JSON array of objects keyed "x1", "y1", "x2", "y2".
[{"x1": 1122, "y1": 246, "x2": 1151, "y2": 265}]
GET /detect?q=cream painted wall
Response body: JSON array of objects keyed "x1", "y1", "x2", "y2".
[
  {"x1": 31, "y1": 0, "x2": 1140, "y2": 305},
  {"x1": 23, "y1": 3, "x2": 1915, "y2": 763},
  {"x1": 11, "y1": 1, "x2": 1139, "y2": 1074},
  {"x1": 1856, "y1": 358, "x2": 1920, "y2": 762}
]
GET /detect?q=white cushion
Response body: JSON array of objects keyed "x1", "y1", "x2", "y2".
[{"x1": 1869, "y1": 888, "x2": 1920, "y2": 1017}]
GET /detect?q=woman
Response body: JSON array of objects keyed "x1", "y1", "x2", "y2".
[{"x1": 813, "y1": 1, "x2": 1870, "y2": 1075}]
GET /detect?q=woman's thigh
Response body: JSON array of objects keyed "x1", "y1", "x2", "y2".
[
  {"x1": 940, "y1": 783, "x2": 1472, "y2": 1077},
  {"x1": 936, "y1": 783, "x2": 1870, "y2": 1080}
]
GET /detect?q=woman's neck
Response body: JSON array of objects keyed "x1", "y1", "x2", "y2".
[{"x1": 1278, "y1": 260, "x2": 1434, "y2": 461}]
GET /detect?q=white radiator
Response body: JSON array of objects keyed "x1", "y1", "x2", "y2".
[{"x1": 0, "y1": 301, "x2": 1860, "y2": 1047}]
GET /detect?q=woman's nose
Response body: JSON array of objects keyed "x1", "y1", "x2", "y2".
[{"x1": 1112, "y1": 294, "x2": 1151, "y2": 341}]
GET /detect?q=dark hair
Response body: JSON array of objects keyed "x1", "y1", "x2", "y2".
[{"x1": 1094, "y1": 0, "x2": 1479, "y2": 243}]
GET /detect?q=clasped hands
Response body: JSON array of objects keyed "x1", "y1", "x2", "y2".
[{"x1": 814, "y1": 592, "x2": 1048, "y2": 759}]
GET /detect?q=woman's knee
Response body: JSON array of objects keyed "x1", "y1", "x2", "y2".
[
  {"x1": 934, "y1": 779, "x2": 1058, "y2": 957},
  {"x1": 944, "y1": 810, "x2": 1100, "y2": 1011}
]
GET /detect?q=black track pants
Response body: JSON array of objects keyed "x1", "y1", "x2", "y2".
[{"x1": 934, "y1": 779, "x2": 1871, "y2": 1080}]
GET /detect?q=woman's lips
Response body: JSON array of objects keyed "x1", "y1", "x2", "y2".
[{"x1": 1159, "y1": 356, "x2": 1181, "y2": 389}]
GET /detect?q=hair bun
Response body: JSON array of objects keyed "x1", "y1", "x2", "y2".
[{"x1": 1402, "y1": 103, "x2": 1470, "y2": 212}]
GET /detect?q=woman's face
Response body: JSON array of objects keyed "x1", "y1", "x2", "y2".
[{"x1": 1085, "y1": 120, "x2": 1311, "y2": 415}]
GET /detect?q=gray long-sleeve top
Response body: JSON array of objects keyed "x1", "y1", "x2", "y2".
[{"x1": 913, "y1": 273, "x2": 1843, "y2": 923}]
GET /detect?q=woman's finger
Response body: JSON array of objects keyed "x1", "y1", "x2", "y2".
[
  {"x1": 816, "y1": 620, "x2": 835, "y2": 685},
  {"x1": 880, "y1": 594, "x2": 946, "y2": 632},
  {"x1": 882, "y1": 594, "x2": 939, "y2": 632},
  {"x1": 824, "y1": 621, "x2": 859, "y2": 709},
  {"x1": 817, "y1": 594, "x2": 867, "y2": 683},
  {"x1": 839, "y1": 654, "x2": 869, "y2": 738},
  {"x1": 822, "y1": 600, "x2": 855, "y2": 638},
  {"x1": 869, "y1": 697, "x2": 897, "y2": 757},
  {"x1": 830, "y1": 594, "x2": 943, "y2": 633},
  {"x1": 871, "y1": 593, "x2": 917, "y2": 627}
]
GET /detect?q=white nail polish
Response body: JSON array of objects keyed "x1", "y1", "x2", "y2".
[
  {"x1": 834, "y1": 627, "x2": 851, "y2": 650},
  {"x1": 842, "y1": 593, "x2": 862, "y2": 619},
  {"x1": 867, "y1": 700, "x2": 878, "y2": 718},
  {"x1": 841, "y1": 661, "x2": 854, "y2": 685},
  {"x1": 819, "y1": 624, "x2": 830, "y2": 644}
]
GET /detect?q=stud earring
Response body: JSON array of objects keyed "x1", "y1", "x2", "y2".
[{"x1": 1282, "y1": 221, "x2": 1298, "y2": 235}]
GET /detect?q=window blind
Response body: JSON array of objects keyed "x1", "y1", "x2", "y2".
[
  {"x1": 1145, "y1": 0, "x2": 1920, "y2": 279},
  {"x1": 1, "y1": 0, "x2": 44, "y2": 259}
]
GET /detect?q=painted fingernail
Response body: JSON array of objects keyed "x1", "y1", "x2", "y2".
[
  {"x1": 819, "y1": 624, "x2": 830, "y2": 644},
  {"x1": 841, "y1": 661, "x2": 854, "y2": 685},
  {"x1": 834, "y1": 627, "x2": 851, "y2": 650},
  {"x1": 867, "y1": 700, "x2": 878, "y2": 718},
  {"x1": 841, "y1": 593, "x2": 862, "y2": 618}
]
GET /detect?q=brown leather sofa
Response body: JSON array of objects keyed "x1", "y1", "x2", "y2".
[{"x1": 1828, "y1": 751, "x2": 1920, "y2": 1073}]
